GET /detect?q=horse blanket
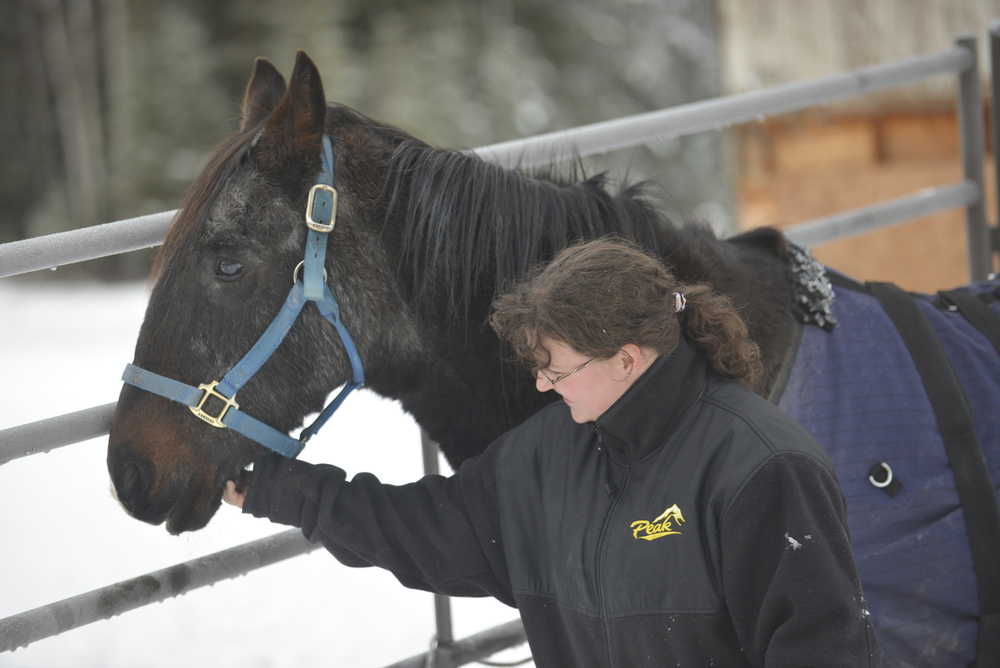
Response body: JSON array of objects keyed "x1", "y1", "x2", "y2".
[{"x1": 778, "y1": 277, "x2": 1000, "y2": 667}]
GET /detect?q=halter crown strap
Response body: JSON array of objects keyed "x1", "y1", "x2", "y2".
[{"x1": 121, "y1": 134, "x2": 364, "y2": 458}]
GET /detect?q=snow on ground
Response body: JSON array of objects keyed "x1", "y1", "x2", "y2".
[{"x1": 0, "y1": 281, "x2": 530, "y2": 667}]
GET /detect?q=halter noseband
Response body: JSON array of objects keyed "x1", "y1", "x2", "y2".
[{"x1": 121, "y1": 135, "x2": 365, "y2": 458}]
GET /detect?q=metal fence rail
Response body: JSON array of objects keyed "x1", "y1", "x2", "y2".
[
  {"x1": 2, "y1": 32, "x2": 997, "y2": 667},
  {"x1": 0, "y1": 45, "x2": 975, "y2": 280},
  {"x1": 785, "y1": 182, "x2": 981, "y2": 248},
  {"x1": 0, "y1": 210, "x2": 174, "y2": 279},
  {"x1": 0, "y1": 403, "x2": 115, "y2": 466},
  {"x1": 385, "y1": 620, "x2": 527, "y2": 668},
  {"x1": 955, "y1": 36, "x2": 992, "y2": 281},
  {"x1": 475, "y1": 46, "x2": 972, "y2": 168},
  {"x1": 0, "y1": 530, "x2": 319, "y2": 652},
  {"x1": 992, "y1": 24, "x2": 1000, "y2": 252}
]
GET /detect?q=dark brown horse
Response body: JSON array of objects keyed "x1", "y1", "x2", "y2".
[
  {"x1": 108, "y1": 53, "x2": 1000, "y2": 666},
  {"x1": 107, "y1": 52, "x2": 794, "y2": 535}
]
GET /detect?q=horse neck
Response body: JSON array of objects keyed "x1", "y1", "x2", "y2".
[
  {"x1": 382, "y1": 143, "x2": 670, "y2": 324},
  {"x1": 376, "y1": 146, "x2": 794, "y2": 461},
  {"x1": 379, "y1": 142, "x2": 795, "y2": 371}
]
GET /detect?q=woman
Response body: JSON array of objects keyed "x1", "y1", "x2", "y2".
[{"x1": 225, "y1": 238, "x2": 879, "y2": 666}]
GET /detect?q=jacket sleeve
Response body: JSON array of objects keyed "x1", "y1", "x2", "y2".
[
  {"x1": 242, "y1": 444, "x2": 515, "y2": 606},
  {"x1": 721, "y1": 452, "x2": 880, "y2": 667}
]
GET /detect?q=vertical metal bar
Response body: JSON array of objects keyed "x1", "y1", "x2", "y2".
[
  {"x1": 420, "y1": 429, "x2": 454, "y2": 667},
  {"x1": 990, "y1": 24, "x2": 1000, "y2": 266},
  {"x1": 956, "y1": 35, "x2": 992, "y2": 281}
]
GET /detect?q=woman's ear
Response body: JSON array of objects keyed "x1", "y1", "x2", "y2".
[{"x1": 618, "y1": 344, "x2": 642, "y2": 379}]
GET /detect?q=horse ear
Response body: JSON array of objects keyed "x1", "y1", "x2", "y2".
[
  {"x1": 240, "y1": 58, "x2": 287, "y2": 131},
  {"x1": 281, "y1": 50, "x2": 327, "y2": 145},
  {"x1": 255, "y1": 51, "x2": 327, "y2": 171}
]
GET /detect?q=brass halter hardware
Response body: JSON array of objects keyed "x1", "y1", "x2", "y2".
[
  {"x1": 189, "y1": 381, "x2": 239, "y2": 428},
  {"x1": 305, "y1": 184, "x2": 338, "y2": 233}
]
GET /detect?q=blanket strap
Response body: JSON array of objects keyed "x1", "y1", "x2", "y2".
[
  {"x1": 937, "y1": 288, "x2": 1000, "y2": 356},
  {"x1": 868, "y1": 281, "x2": 1000, "y2": 668}
]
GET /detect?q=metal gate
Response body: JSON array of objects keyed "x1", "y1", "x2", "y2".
[{"x1": 1, "y1": 29, "x2": 998, "y2": 667}]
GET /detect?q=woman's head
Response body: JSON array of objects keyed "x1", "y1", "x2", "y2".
[
  {"x1": 490, "y1": 237, "x2": 763, "y2": 421},
  {"x1": 491, "y1": 238, "x2": 681, "y2": 363},
  {"x1": 489, "y1": 238, "x2": 679, "y2": 421}
]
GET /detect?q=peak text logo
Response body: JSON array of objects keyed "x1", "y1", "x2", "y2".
[{"x1": 630, "y1": 504, "x2": 685, "y2": 541}]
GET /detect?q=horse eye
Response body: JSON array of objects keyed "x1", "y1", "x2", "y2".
[{"x1": 215, "y1": 259, "x2": 244, "y2": 281}]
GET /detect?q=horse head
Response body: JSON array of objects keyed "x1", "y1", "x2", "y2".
[{"x1": 108, "y1": 53, "x2": 423, "y2": 533}]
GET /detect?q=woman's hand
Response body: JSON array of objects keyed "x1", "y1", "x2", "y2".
[
  {"x1": 223, "y1": 480, "x2": 247, "y2": 508},
  {"x1": 223, "y1": 467, "x2": 255, "y2": 508}
]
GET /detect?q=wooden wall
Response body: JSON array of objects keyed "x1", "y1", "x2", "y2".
[{"x1": 737, "y1": 107, "x2": 998, "y2": 292}]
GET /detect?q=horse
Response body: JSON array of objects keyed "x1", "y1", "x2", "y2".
[{"x1": 107, "y1": 53, "x2": 1000, "y2": 667}]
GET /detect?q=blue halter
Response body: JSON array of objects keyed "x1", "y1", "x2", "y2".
[{"x1": 121, "y1": 135, "x2": 365, "y2": 458}]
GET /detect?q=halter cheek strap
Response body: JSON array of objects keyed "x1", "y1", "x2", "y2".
[{"x1": 121, "y1": 135, "x2": 365, "y2": 459}]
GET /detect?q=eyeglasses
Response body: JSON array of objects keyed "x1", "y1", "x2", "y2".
[{"x1": 536, "y1": 357, "x2": 595, "y2": 386}]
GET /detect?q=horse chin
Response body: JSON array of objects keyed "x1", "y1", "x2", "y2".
[
  {"x1": 165, "y1": 506, "x2": 214, "y2": 535},
  {"x1": 162, "y1": 478, "x2": 222, "y2": 535},
  {"x1": 159, "y1": 449, "x2": 253, "y2": 534}
]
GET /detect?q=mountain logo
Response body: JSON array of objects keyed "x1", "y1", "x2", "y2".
[{"x1": 629, "y1": 504, "x2": 685, "y2": 541}]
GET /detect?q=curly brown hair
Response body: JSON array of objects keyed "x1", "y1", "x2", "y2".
[{"x1": 489, "y1": 237, "x2": 763, "y2": 389}]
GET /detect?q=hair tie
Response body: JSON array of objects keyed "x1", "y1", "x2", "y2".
[{"x1": 673, "y1": 292, "x2": 687, "y2": 313}]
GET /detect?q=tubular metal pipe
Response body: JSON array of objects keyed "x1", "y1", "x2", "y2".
[
  {"x1": 955, "y1": 36, "x2": 992, "y2": 281},
  {"x1": 0, "y1": 403, "x2": 116, "y2": 466},
  {"x1": 0, "y1": 529, "x2": 317, "y2": 652},
  {"x1": 785, "y1": 182, "x2": 980, "y2": 248},
  {"x1": 0, "y1": 47, "x2": 971, "y2": 279},
  {"x1": 421, "y1": 429, "x2": 455, "y2": 666},
  {"x1": 475, "y1": 46, "x2": 971, "y2": 168},
  {"x1": 989, "y1": 24, "x2": 1000, "y2": 261},
  {"x1": 0, "y1": 210, "x2": 174, "y2": 279},
  {"x1": 383, "y1": 619, "x2": 528, "y2": 668}
]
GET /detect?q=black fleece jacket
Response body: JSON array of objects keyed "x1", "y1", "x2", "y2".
[{"x1": 244, "y1": 340, "x2": 880, "y2": 666}]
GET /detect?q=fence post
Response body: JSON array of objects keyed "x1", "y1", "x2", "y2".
[
  {"x1": 989, "y1": 24, "x2": 1000, "y2": 270},
  {"x1": 955, "y1": 35, "x2": 992, "y2": 281},
  {"x1": 420, "y1": 429, "x2": 455, "y2": 668}
]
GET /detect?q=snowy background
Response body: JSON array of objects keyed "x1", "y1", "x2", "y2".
[{"x1": 0, "y1": 280, "x2": 530, "y2": 667}]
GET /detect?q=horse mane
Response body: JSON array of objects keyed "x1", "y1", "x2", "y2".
[
  {"x1": 152, "y1": 128, "x2": 258, "y2": 280},
  {"x1": 383, "y1": 141, "x2": 672, "y2": 327}
]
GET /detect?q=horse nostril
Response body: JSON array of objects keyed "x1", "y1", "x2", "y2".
[
  {"x1": 118, "y1": 461, "x2": 142, "y2": 501},
  {"x1": 112, "y1": 454, "x2": 152, "y2": 510},
  {"x1": 108, "y1": 447, "x2": 175, "y2": 525}
]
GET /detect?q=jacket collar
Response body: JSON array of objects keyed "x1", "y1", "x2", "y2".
[{"x1": 594, "y1": 337, "x2": 707, "y2": 462}]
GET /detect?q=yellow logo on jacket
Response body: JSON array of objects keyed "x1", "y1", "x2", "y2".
[{"x1": 630, "y1": 504, "x2": 685, "y2": 541}]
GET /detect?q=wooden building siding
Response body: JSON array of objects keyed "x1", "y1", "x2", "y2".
[{"x1": 737, "y1": 107, "x2": 997, "y2": 292}]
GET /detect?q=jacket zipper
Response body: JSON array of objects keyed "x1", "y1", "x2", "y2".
[{"x1": 594, "y1": 427, "x2": 630, "y2": 667}]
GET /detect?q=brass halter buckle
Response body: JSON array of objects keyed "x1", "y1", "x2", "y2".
[
  {"x1": 189, "y1": 381, "x2": 239, "y2": 428},
  {"x1": 305, "y1": 183, "x2": 338, "y2": 233}
]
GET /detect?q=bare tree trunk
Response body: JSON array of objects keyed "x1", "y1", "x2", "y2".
[
  {"x1": 0, "y1": 1, "x2": 51, "y2": 243},
  {"x1": 39, "y1": 0, "x2": 101, "y2": 232},
  {"x1": 18, "y1": 4, "x2": 54, "y2": 182},
  {"x1": 102, "y1": 0, "x2": 130, "y2": 216},
  {"x1": 102, "y1": 0, "x2": 147, "y2": 278},
  {"x1": 68, "y1": 0, "x2": 108, "y2": 217}
]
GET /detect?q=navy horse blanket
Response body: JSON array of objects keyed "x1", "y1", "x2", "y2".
[{"x1": 778, "y1": 277, "x2": 1000, "y2": 667}]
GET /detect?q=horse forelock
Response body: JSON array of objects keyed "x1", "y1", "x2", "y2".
[
  {"x1": 152, "y1": 128, "x2": 260, "y2": 281},
  {"x1": 383, "y1": 142, "x2": 671, "y2": 327}
]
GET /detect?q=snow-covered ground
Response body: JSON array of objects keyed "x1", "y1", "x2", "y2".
[{"x1": 0, "y1": 281, "x2": 529, "y2": 667}]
